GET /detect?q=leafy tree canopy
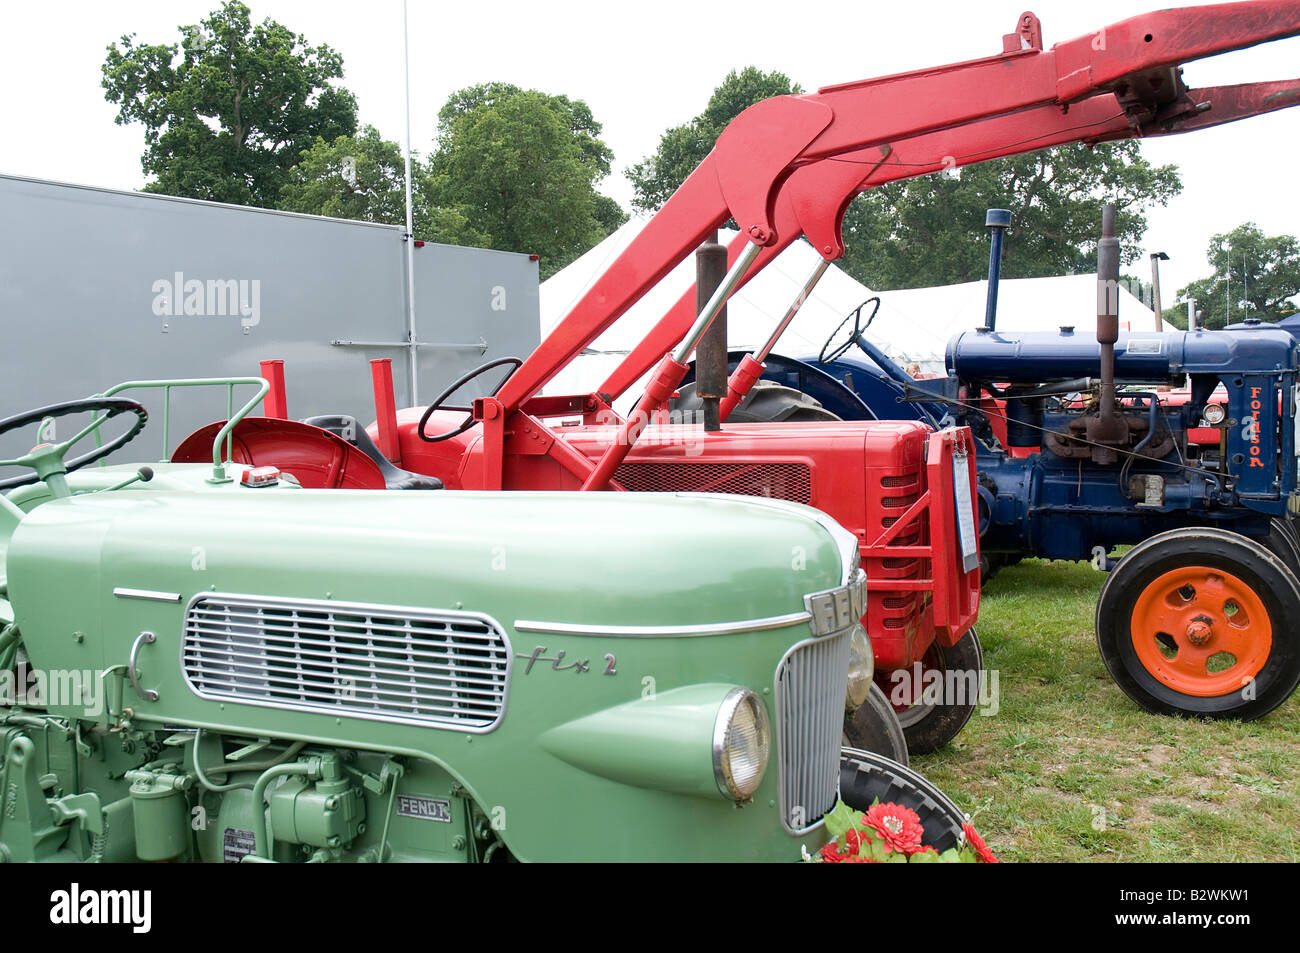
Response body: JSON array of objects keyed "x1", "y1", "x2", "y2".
[
  {"x1": 102, "y1": 0, "x2": 357, "y2": 207},
  {"x1": 428, "y1": 83, "x2": 625, "y2": 279},
  {"x1": 627, "y1": 67, "x2": 803, "y2": 212},
  {"x1": 279, "y1": 125, "x2": 486, "y2": 246},
  {"x1": 1176, "y1": 223, "x2": 1300, "y2": 329},
  {"x1": 839, "y1": 142, "x2": 1183, "y2": 289}
]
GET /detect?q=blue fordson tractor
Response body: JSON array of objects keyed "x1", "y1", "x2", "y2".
[{"x1": 678, "y1": 206, "x2": 1300, "y2": 720}]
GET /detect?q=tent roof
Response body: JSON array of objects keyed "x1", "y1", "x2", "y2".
[{"x1": 539, "y1": 216, "x2": 1179, "y2": 404}]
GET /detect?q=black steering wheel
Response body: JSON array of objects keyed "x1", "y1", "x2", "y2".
[
  {"x1": 417, "y1": 358, "x2": 523, "y2": 442},
  {"x1": 0, "y1": 397, "x2": 149, "y2": 491},
  {"x1": 819, "y1": 297, "x2": 882, "y2": 365}
]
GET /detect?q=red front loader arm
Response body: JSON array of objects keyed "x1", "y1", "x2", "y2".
[
  {"x1": 499, "y1": 2, "x2": 1300, "y2": 428},
  {"x1": 598, "y1": 75, "x2": 1300, "y2": 405}
]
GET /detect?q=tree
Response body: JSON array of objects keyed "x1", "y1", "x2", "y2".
[
  {"x1": 628, "y1": 67, "x2": 803, "y2": 212},
  {"x1": 838, "y1": 142, "x2": 1182, "y2": 289},
  {"x1": 279, "y1": 126, "x2": 486, "y2": 246},
  {"x1": 1176, "y1": 223, "x2": 1300, "y2": 329},
  {"x1": 102, "y1": 1, "x2": 357, "y2": 208},
  {"x1": 427, "y1": 83, "x2": 625, "y2": 279}
]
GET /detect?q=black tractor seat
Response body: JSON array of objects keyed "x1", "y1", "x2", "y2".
[{"x1": 301, "y1": 414, "x2": 444, "y2": 491}]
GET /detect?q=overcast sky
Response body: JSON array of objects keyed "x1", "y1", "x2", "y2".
[{"x1": 4, "y1": 0, "x2": 1299, "y2": 302}]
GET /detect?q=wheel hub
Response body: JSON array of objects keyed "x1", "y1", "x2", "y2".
[
  {"x1": 1185, "y1": 616, "x2": 1213, "y2": 646},
  {"x1": 1129, "y1": 566, "x2": 1272, "y2": 697}
]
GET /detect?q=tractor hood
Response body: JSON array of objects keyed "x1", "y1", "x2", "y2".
[
  {"x1": 6, "y1": 483, "x2": 854, "y2": 674},
  {"x1": 947, "y1": 327, "x2": 1300, "y2": 382}
]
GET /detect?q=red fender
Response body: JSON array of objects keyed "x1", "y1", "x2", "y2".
[{"x1": 173, "y1": 418, "x2": 385, "y2": 490}]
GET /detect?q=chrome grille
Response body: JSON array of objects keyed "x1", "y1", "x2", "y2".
[
  {"x1": 182, "y1": 594, "x2": 510, "y2": 731},
  {"x1": 774, "y1": 629, "x2": 853, "y2": 834}
]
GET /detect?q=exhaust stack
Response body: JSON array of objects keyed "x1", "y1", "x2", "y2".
[{"x1": 1086, "y1": 204, "x2": 1129, "y2": 463}]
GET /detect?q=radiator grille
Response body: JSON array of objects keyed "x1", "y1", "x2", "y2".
[
  {"x1": 774, "y1": 627, "x2": 853, "y2": 834},
  {"x1": 182, "y1": 595, "x2": 510, "y2": 731},
  {"x1": 613, "y1": 461, "x2": 812, "y2": 503}
]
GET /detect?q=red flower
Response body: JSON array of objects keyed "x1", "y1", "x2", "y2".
[
  {"x1": 862, "y1": 803, "x2": 924, "y2": 854},
  {"x1": 844, "y1": 828, "x2": 869, "y2": 855},
  {"x1": 819, "y1": 841, "x2": 849, "y2": 863},
  {"x1": 962, "y1": 822, "x2": 998, "y2": 863}
]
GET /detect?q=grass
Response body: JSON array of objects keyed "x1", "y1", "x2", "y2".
[{"x1": 913, "y1": 558, "x2": 1300, "y2": 862}]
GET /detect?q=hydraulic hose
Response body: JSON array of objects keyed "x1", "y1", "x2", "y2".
[{"x1": 188, "y1": 729, "x2": 307, "y2": 793}]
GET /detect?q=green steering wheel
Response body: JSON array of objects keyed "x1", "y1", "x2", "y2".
[{"x1": 0, "y1": 397, "x2": 149, "y2": 496}]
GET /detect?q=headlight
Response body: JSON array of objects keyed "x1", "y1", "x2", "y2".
[
  {"x1": 713, "y1": 688, "x2": 771, "y2": 800},
  {"x1": 845, "y1": 623, "x2": 875, "y2": 711}
]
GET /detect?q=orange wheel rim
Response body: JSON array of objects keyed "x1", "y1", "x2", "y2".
[{"x1": 1129, "y1": 566, "x2": 1272, "y2": 697}]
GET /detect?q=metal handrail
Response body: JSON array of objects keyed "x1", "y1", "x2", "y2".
[{"x1": 93, "y1": 377, "x2": 270, "y2": 483}]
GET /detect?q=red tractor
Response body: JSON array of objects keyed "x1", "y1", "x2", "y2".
[{"x1": 182, "y1": 3, "x2": 1300, "y2": 754}]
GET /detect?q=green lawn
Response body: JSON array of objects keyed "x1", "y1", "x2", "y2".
[{"x1": 914, "y1": 558, "x2": 1300, "y2": 862}]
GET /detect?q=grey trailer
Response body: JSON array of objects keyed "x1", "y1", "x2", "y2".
[{"x1": 0, "y1": 173, "x2": 539, "y2": 460}]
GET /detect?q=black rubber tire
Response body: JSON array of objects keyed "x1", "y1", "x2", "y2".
[
  {"x1": 1096, "y1": 528, "x2": 1300, "y2": 720},
  {"x1": 979, "y1": 553, "x2": 1004, "y2": 586},
  {"x1": 842, "y1": 683, "x2": 910, "y2": 767},
  {"x1": 838, "y1": 747, "x2": 965, "y2": 853},
  {"x1": 890, "y1": 627, "x2": 984, "y2": 755},
  {"x1": 671, "y1": 380, "x2": 841, "y2": 423},
  {"x1": 1262, "y1": 518, "x2": 1300, "y2": 583}
]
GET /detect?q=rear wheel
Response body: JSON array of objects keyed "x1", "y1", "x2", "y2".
[
  {"x1": 671, "y1": 380, "x2": 841, "y2": 423},
  {"x1": 1263, "y1": 517, "x2": 1300, "y2": 582},
  {"x1": 842, "y1": 683, "x2": 910, "y2": 766},
  {"x1": 838, "y1": 747, "x2": 965, "y2": 853},
  {"x1": 889, "y1": 628, "x2": 984, "y2": 755},
  {"x1": 1096, "y1": 528, "x2": 1300, "y2": 719}
]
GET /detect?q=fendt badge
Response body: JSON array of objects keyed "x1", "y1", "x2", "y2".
[{"x1": 396, "y1": 796, "x2": 453, "y2": 823}]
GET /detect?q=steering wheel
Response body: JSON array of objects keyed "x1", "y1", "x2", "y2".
[
  {"x1": 417, "y1": 358, "x2": 523, "y2": 442},
  {"x1": 819, "y1": 297, "x2": 882, "y2": 365},
  {"x1": 0, "y1": 397, "x2": 149, "y2": 492}
]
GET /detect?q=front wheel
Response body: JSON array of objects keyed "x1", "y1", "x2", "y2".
[
  {"x1": 838, "y1": 747, "x2": 965, "y2": 852},
  {"x1": 887, "y1": 627, "x2": 984, "y2": 755},
  {"x1": 1096, "y1": 528, "x2": 1300, "y2": 719},
  {"x1": 843, "y1": 683, "x2": 910, "y2": 766}
]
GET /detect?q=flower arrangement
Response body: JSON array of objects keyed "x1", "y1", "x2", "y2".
[{"x1": 806, "y1": 800, "x2": 998, "y2": 863}]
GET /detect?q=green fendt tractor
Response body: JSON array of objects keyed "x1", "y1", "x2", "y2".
[{"x1": 0, "y1": 378, "x2": 964, "y2": 862}]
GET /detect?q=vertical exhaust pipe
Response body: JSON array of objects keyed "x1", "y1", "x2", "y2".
[
  {"x1": 1086, "y1": 203, "x2": 1128, "y2": 464},
  {"x1": 982, "y1": 209, "x2": 1011, "y2": 332},
  {"x1": 695, "y1": 233, "x2": 729, "y2": 432},
  {"x1": 1097, "y1": 205, "x2": 1120, "y2": 426}
]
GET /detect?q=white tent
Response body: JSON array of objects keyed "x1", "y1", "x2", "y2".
[
  {"x1": 872, "y1": 273, "x2": 1180, "y2": 374},
  {"x1": 539, "y1": 215, "x2": 1180, "y2": 406}
]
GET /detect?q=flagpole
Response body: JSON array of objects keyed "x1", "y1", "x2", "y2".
[{"x1": 402, "y1": 0, "x2": 419, "y2": 405}]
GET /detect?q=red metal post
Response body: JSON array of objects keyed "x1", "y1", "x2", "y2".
[
  {"x1": 259, "y1": 360, "x2": 287, "y2": 419},
  {"x1": 370, "y1": 359, "x2": 402, "y2": 465}
]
